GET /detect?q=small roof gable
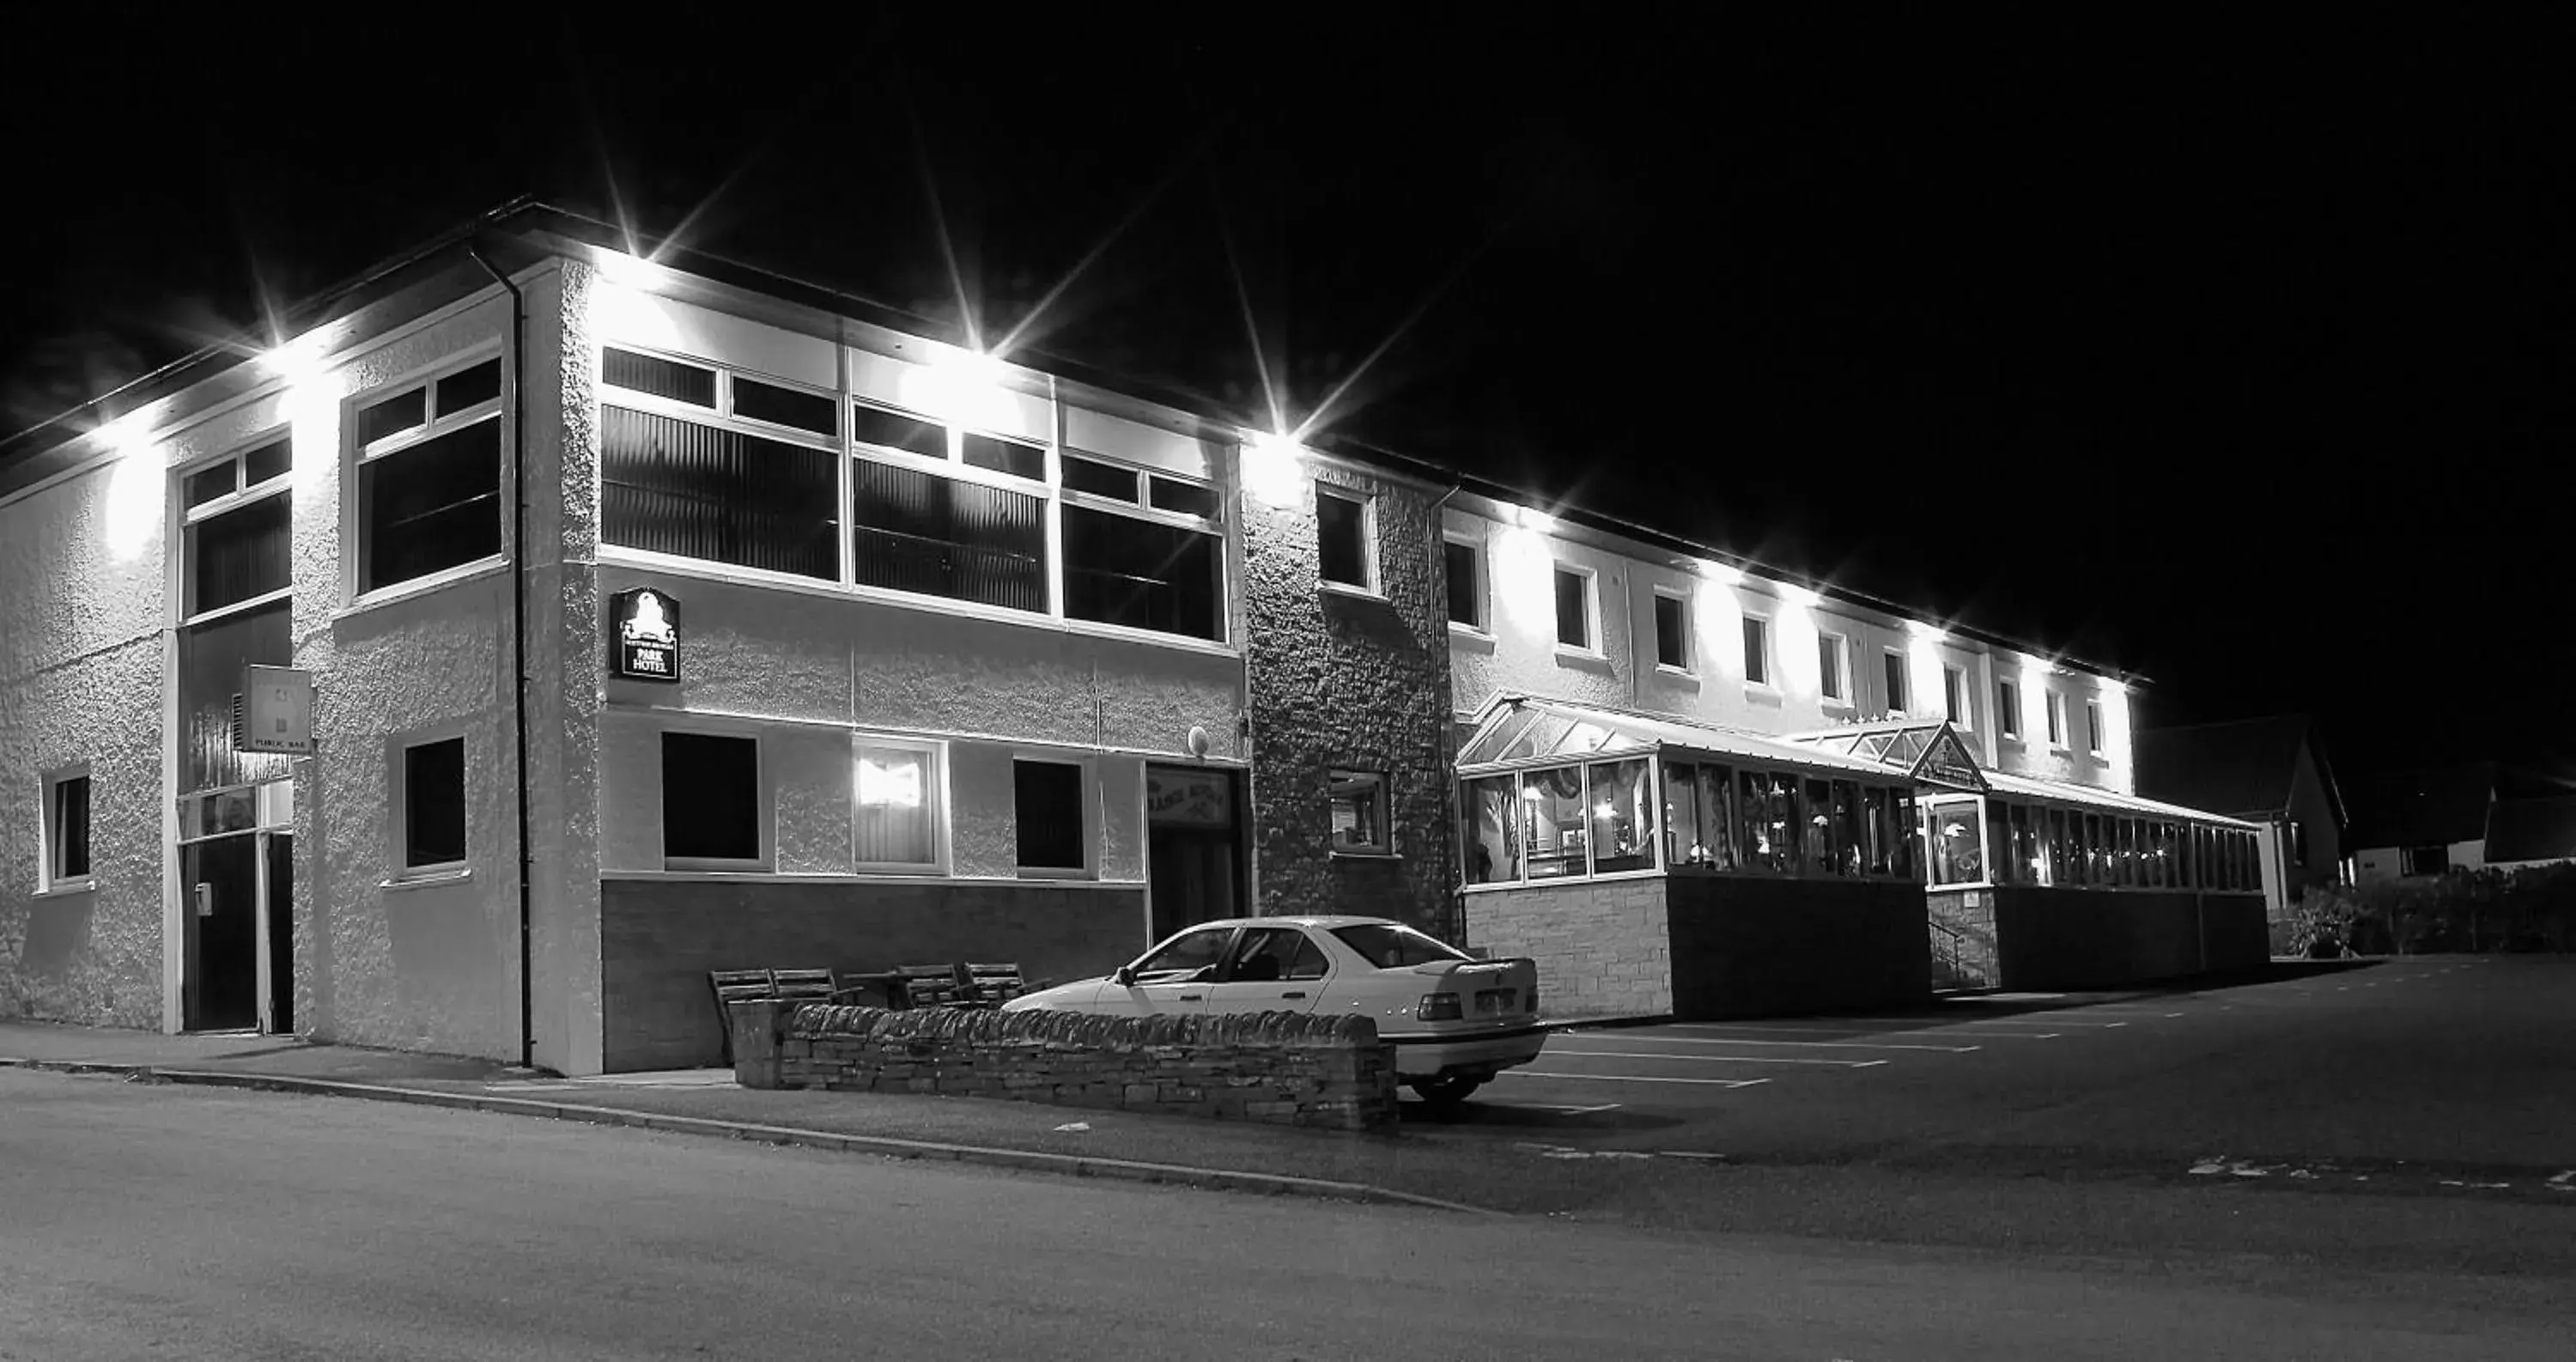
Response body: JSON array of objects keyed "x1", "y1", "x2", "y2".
[
  {"x1": 2136, "y1": 715, "x2": 2314, "y2": 818},
  {"x1": 2342, "y1": 763, "x2": 2498, "y2": 850},
  {"x1": 2482, "y1": 795, "x2": 2576, "y2": 864}
]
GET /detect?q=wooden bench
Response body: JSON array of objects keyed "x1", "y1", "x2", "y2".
[{"x1": 706, "y1": 968, "x2": 844, "y2": 1064}]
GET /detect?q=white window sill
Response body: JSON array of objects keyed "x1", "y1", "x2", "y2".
[
  {"x1": 32, "y1": 879, "x2": 95, "y2": 900},
  {"x1": 180, "y1": 585, "x2": 295, "y2": 631},
  {"x1": 665, "y1": 858, "x2": 774, "y2": 873},
  {"x1": 1653, "y1": 663, "x2": 1698, "y2": 682},
  {"x1": 1330, "y1": 848, "x2": 1400, "y2": 860},
  {"x1": 1015, "y1": 867, "x2": 1097, "y2": 882},
  {"x1": 1317, "y1": 581, "x2": 1385, "y2": 605},
  {"x1": 1447, "y1": 621, "x2": 1493, "y2": 641},
  {"x1": 1997, "y1": 733, "x2": 2026, "y2": 748},
  {"x1": 1554, "y1": 644, "x2": 1609, "y2": 666},
  {"x1": 1820, "y1": 696, "x2": 1856, "y2": 714},
  {"x1": 338, "y1": 556, "x2": 511, "y2": 621},
  {"x1": 383, "y1": 866, "x2": 471, "y2": 891},
  {"x1": 1743, "y1": 682, "x2": 1783, "y2": 703}
]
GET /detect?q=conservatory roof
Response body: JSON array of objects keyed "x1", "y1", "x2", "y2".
[
  {"x1": 1784, "y1": 720, "x2": 1989, "y2": 793},
  {"x1": 1455, "y1": 697, "x2": 1913, "y2": 781}
]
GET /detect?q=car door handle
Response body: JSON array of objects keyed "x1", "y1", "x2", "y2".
[
  {"x1": 1180, "y1": 994, "x2": 1203, "y2": 1001},
  {"x1": 1280, "y1": 991, "x2": 1307, "y2": 1000}
]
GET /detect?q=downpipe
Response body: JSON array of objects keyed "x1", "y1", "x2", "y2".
[{"x1": 468, "y1": 244, "x2": 537, "y2": 1070}]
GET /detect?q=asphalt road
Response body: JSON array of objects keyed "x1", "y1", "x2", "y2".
[
  {"x1": 6, "y1": 1069, "x2": 2571, "y2": 1360},
  {"x1": 1434, "y1": 957, "x2": 2576, "y2": 1192}
]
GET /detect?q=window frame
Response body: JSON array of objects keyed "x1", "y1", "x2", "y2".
[
  {"x1": 1817, "y1": 630, "x2": 1850, "y2": 704},
  {"x1": 1327, "y1": 769, "x2": 1395, "y2": 857},
  {"x1": 2086, "y1": 698, "x2": 2105, "y2": 757},
  {"x1": 1997, "y1": 677, "x2": 2022, "y2": 740},
  {"x1": 1942, "y1": 664, "x2": 1969, "y2": 730},
  {"x1": 2044, "y1": 690, "x2": 2069, "y2": 750},
  {"x1": 1552, "y1": 562, "x2": 1601, "y2": 655},
  {"x1": 1741, "y1": 611, "x2": 1774, "y2": 688},
  {"x1": 1313, "y1": 483, "x2": 1378, "y2": 594},
  {"x1": 851, "y1": 735, "x2": 950, "y2": 875},
  {"x1": 38, "y1": 764, "x2": 94, "y2": 894},
  {"x1": 659, "y1": 726, "x2": 771, "y2": 871},
  {"x1": 1012, "y1": 756, "x2": 1095, "y2": 879},
  {"x1": 348, "y1": 347, "x2": 508, "y2": 604},
  {"x1": 1650, "y1": 584, "x2": 1693, "y2": 675},
  {"x1": 1443, "y1": 529, "x2": 1489, "y2": 634},
  {"x1": 177, "y1": 429, "x2": 295, "y2": 627},
  {"x1": 1882, "y1": 648, "x2": 1910, "y2": 716},
  {"x1": 391, "y1": 728, "x2": 470, "y2": 880}
]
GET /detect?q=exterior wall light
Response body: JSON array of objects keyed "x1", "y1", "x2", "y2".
[
  {"x1": 1510, "y1": 505, "x2": 1557, "y2": 536},
  {"x1": 1698, "y1": 561, "x2": 1744, "y2": 586},
  {"x1": 1242, "y1": 430, "x2": 1309, "y2": 506},
  {"x1": 100, "y1": 413, "x2": 163, "y2": 562},
  {"x1": 594, "y1": 248, "x2": 671, "y2": 291},
  {"x1": 1777, "y1": 582, "x2": 1821, "y2": 610},
  {"x1": 1907, "y1": 619, "x2": 1948, "y2": 643}
]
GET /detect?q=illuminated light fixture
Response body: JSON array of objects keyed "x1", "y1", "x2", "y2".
[
  {"x1": 1777, "y1": 582, "x2": 1821, "y2": 610},
  {"x1": 1510, "y1": 505, "x2": 1557, "y2": 536},
  {"x1": 593, "y1": 248, "x2": 671, "y2": 290},
  {"x1": 1908, "y1": 620, "x2": 1948, "y2": 643},
  {"x1": 260, "y1": 331, "x2": 331, "y2": 388},
  {"x1": 1698, "y1": 561, "x2": 1743, "y2": 586},
  {"x1": 1242, "y1": 429, "x2": 1309, "y2": 505},
  {"x1": 2099, "y1": 677, "x2": 2129, "y2": 694},
  {"x1": 100, "y1": 413, "x2": 162, "y2": 562}
]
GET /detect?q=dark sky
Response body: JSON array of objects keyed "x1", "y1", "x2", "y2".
[{"x1": 6, "y1": 14, "x2": 2569, "y2": 781}]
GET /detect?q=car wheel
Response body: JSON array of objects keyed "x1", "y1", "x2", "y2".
[{"x1": 1408, "y1": 1076, "x2": 1485, "y2": 1113}]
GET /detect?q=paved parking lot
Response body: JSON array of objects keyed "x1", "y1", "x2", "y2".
[{"x1": 1415, "y1": 956, "x2": 2576, "y2": 1199}]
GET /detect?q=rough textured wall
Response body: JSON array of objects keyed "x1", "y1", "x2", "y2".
[
  {"x1": 0, "y1": 431, "x2": 167, "y2": 1025},
  {"x1": 1242, "y1": 461, "x2": 1456, "y2": 936},
  {"x1": 1665, "y1": 875, "x2": 1932, "y2": 1018},
  {"x1": 732, "y1": 1000, "x2": 1397, "y2": 1131},
  {"x1": 600, "y1": 877, "x2": 1145, "y2": 1071},
  {"x1": 290, "y1": 299, "x2": 524, "y2": 1060},
  {"x1": 1461, "y1": 879, "x2": 1672, "y2": 1019}
]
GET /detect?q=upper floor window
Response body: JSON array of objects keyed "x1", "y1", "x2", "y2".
[
  {"x1": 1553, "y1": 565, "x2": 1595, "y2": 650},
  {"x1": 1883, "y1": 649, "x2": 1909, "y2": 714},
  {"x1": 1741, "y1": 615, "x2": 1771, "y2": 686},
  {"x1": 1997, "y1": 678, "x2": 2021, "y2": 739},
  {"x1": 1652, "y1": 589, "x2": 1690, "y2": 672},
  {"x1": 1315, "y1": 484, "x2": 1374, "y2": 590},
  {"x1": 180, "y1": 435, "x2": 292, "y2": 621},
  {"x1": 1444, "y1": 535, "x2": 1486, "y2": 630},
  {"x1": 1818, "y1": 632, "x2": 1848, "y2": 702},
  {"x1": 2044, "y1": 691, "x2": 2067, "y2": 747},
  {"x1": 356, "y1": 356, "x2": 503, "y2": 593},
  {"x1": 39, "y1": 768, "x2": 92, "y2": 892},
  {"x1": 2086, "y1": 699, "x2": 2105, "y2": 757},
  {"x1": 1942, "y1": 665, "x2": 1967, "y2": 727}
]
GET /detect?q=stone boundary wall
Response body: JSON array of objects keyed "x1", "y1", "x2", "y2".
[{"x1": 728, "y1": 1002, "x2": 1398, "y2": 1132}]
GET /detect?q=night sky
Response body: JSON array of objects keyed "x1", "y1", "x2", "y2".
[{"x1": 6, "y1": 15, "x2": 2568, "y2": 782}]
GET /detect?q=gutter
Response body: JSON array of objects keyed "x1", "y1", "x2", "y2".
[{"x1": 466, "y1": 244, "x2": 538, "y2": 1071}]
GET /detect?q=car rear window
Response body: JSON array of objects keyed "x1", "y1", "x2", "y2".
[{"x1": 1331, "y1": 924, "x2": 1471, "y2": 969}]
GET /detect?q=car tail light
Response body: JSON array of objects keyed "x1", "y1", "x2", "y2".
[{"x1": 1417, "y1": 992, "x2": 1461, "y2": 1021}]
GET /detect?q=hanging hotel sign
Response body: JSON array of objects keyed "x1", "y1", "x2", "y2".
[
  {"x1": 1147, "y1": 766, "x2": 1234, "y2": 827},
  {"x1": 235, "y1": 666, "x2": 317, "y2": 755},
  {"x1": 610, "y1": 587, "x2": 683, "y2": 683},
  {"x1": 1908, "y1": 723, "x2": 1990, "y2": 793}
]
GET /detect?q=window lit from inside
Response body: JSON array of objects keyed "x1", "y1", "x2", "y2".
[
  {"x1": 1328, "y1": 770, "x2": 1390, "y2": 854},
  {"x1": 663, "y1": 732, "x2": 762, "y2": 864},
  {"x1": 855, "y1": 742, "x2": 939, "y2": 868},
  {"x1": 1316, "y1": 487, "x2": 1371, "y2": 589},
  {"x1": 41, "y1": 771, "x2": 92, "y2": 891},
  {"x1": 401, "y1": 737, "x2": 466, "y2": 873},
  {"x1": 1014, "y1": 760, "x2": 1086, "y2": 873},
  {"x1": 358, "y1": 358, "x2": 503, "y2": 593}
]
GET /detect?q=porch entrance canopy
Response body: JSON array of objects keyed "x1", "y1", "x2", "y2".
[{"x1": 1457, "y1": 697, "x2": 1907, "y2": 781}]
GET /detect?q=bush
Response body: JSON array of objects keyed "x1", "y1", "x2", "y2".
[{"x1": 2291, "y1": 864, "x2": 2576, "y2": 955}]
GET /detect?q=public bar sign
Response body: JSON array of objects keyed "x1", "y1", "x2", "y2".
[
  {"x1": 1909, "y1": 723, "x2": 1990, "y2": 793},
  {"x1": 1146, "y1": 766, "x2": 1234, "y2": 827},
  {"x1": 610, "y1": 587, "x2": 683, "y2": 683},
  {"x1": 236, "y1": 666, "x2": 316, "y2": 755}
]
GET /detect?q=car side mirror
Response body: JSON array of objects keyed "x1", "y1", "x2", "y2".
[{"x1": 1111, "y1": 965, "x2": 1137, "y2": 987}]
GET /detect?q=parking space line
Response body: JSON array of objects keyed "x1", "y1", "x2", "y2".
[
  {"x1": 1577, "y1": 1033, "x2": 1979, "y2": 1054},
  {"x1": 1500, "y1": 1071, "x2": 1771, "y2": 1088},
  {"x1": 1547, "y1": 1048, "x2": 1885, "y2": 1067}
]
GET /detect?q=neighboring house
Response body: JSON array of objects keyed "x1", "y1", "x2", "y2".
[
  {"x1": 2136, "y1": 715, "x2": 2347, "y2": 919},
  {"x1": 2481, "y1": 794, "x2": 2576, "y2": 871},
  {"x1": 2343, "y1": 763, "x2": 2498, "y2": 885}
]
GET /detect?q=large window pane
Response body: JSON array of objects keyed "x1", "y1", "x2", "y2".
[
  {"x1": 1832, "y1": 781, "x2": 1864, "y2": 877},
  {"x1": 1463, "y1": 775, "x2": 1522, "y2": 885},
  {"x1": 187, "y1": 492, "x2": 289, "y2": 614},
  {"x1": 662, "y1": 732, "x2": 760, "y2": 862},
  {"x1": 1061, "y1": 505, "x2": 1222, "y2": 640},
  {"x1": 361, "y1": 419, "x2": 501, "y2": 591},
  {"x1": 852, "y1": 459, "x2": 1047, "y2": 611},
  {"x1": 602, "y1": 407, "x2": 838, "y2": 580},
  {"x1": 1930, "y1": 800, "x2": 1984, "y2": 885},
  {"x1": 855, "y1": 745, "x2": 935, "y2": 866},
  {"x1": 1588, "y1": 758, "x2": 1653, "y2": 873},
  {"x1": 1521, "y1": 766, "x2": 1587, "y2": 879},
  {"x1": 1803, "y1": 778, "x2": 1838, "y2": 875},
  {"x1": 1739, "y1": 769, "x2": 1798, "y2": 872},
  {"x1": 1864, "y1": 787, "x2": 1893, "y2": 874},
  {"x1": 1892, "y1": 789, "x2": 1923, "y2": 881}
]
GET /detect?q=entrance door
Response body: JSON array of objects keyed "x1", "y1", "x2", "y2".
[
  {"x1": 183, "y1": 835, "x2": 261, "y2": 1031},
  {"x1": 1145, "y1": 765, "x2": 1244, "y2": 943}
]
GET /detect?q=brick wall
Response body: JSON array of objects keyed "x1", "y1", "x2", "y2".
[
  {"x1": 730, "y1": 1000, "x2": 1398, "y2": 1131},
  {"x1": 1665, "y1": 875, "x2": 1932, "y2": 1018},
  {"x1": 601, "y1": 878, "x2": 1145, "y2": 1072},
  {"x1": 1464, "y1": 879, "x2": 1672, "y2": 1018},
  {"x1": 1240, "y1": 459, "x2": 1458, "y2": 939}
]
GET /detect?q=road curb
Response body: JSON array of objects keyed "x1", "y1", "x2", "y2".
[{"x1": 3, "y1": 1057, "x2": 1495, "y2": 1217}]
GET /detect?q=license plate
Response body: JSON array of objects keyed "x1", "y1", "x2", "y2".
[{"x1": 1476, "y1": 988, "x2": 1516, "y2": 1014}]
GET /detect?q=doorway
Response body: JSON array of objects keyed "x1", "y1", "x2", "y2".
[
  {"x1": 179, "y1": 781, "x2": 294, "y2": 1033},
  {"x1": 1145, "y1": 765, "x2": 1245, "y2": 943}
]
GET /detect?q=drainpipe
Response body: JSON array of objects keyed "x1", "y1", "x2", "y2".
[{"x1": 469, "y1": 245, "x2": 536, "y2": 1070}]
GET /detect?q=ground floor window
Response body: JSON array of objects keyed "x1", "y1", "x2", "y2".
[
  {"x1": 1928, "y1": 798, "x2": 1984, "y2": 885},
  {"x1": 855, "y1": 740, "x2": 941, "y2": 869},
  {"x1": 40, "y1": 769, "x2": 92, "y2": 891},
  {"x1": 1327, "y1": 769, "x2": 1391, "y2": 854},
  {"x1": 398, "y1": 736, "x2": 467, "y2": 873},
  {"x1": 663, "y1": 732, "x2": 762, "y2": 865},
  {"x1": 1014, "y1": 758, "x2": 1088, "y2": 874}
]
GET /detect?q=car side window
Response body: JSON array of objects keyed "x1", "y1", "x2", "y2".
[
  {"x1": 1134, "y1": 927, "x2": 1234, "y2": 981},
  {"x1": 1227, "y1": 927, "x2": 1304, "y2": 983},
  {"x1": 1282, "y1": 934, "x2": 1330, "y2": 981}
]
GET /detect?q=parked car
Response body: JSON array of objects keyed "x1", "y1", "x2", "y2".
[{"x1": 1003, "y1": 915, "x2": 1546, "y2": 1108}]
